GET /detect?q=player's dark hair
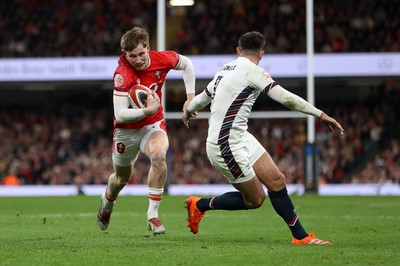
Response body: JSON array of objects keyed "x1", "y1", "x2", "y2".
[
  {"x1": 238, "y1": 31, "x2": 265, "y2": 55},
  {"x1": 120, "y1": 27, "x2": 150, "y2": 52}
]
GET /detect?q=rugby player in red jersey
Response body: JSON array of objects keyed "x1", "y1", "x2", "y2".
[{"x1": 97, "y1": 27, "x2": 195, "y2": 235}]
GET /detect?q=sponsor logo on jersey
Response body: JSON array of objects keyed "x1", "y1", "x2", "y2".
[{"x1": 114, "y1": 74, "x2": 124, "y2": 87}]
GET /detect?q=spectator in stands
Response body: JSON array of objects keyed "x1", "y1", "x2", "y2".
[
  {"x1": 171, "y1": 0, "x2": 399, "y2": 54},
  {"x1": 1, "y1": 0, "x2": 398, "y2": 57},
  {"x1": 0, "y1": 0, "x2": 156, "y2": 57},
  {"x1": 2, "y1": 165, "x2": 21, "y2": 186}
]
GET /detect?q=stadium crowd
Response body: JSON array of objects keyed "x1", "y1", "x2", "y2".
[
  {"x1": 0, "y1": 0, "x2": 399, "y2": 186},
  {"x1": 0, "y1": 0, "x2": 157, "y2": 57},
  {"x1": 171, "y1": 0, "x2": 400, "y2": 54},
  {"x1": 1, "y1": 85, "x2": 399, "y2": 186},
  {"x1": 1, "y1": 0, "x2": 399, "y2": 57}
]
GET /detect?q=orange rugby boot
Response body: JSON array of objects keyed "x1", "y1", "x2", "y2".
[
  {"x1": 185, "y1": 196, "x2": 205, "y2": 234},
  {"x1": 292, "y1": 233, "x2": 333, "y2": 245}
]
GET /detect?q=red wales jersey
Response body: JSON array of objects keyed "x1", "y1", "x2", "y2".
[{"x1": 113, "y1": 50, "x2": 179, "y2": 129}]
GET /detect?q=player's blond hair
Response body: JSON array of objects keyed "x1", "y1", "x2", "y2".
[{"x1": 120, "y1": 27, "x2": 150, "y2": 52}]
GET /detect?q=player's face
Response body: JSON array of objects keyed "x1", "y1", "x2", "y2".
[{"x1": 125, "y1": 43, "x2": 150, "y2": 70}]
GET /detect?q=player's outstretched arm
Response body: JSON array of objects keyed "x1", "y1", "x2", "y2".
[
  {"x1": 183, "y1": 93, "x2": 195, "y2": 113},
  {"x1": 319, "y1": 112, "x2": 344, "y2": 135},
  {"x1": 175, "y1": 55, "x2": 196, "y2": 113},
  {"x1": 182, "y1": 110, "x2": 196, "y2": 128},
  {"x1": 267, "y1": 85, "x2": 344, "y2": 135},
  {"x1": 182, "y1": 90, "x2": 211, "y2": 128}
]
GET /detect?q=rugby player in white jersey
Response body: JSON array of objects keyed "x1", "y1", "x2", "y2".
[{"x1": 183, "y1": 31, "x2": 344, "y2": 245}]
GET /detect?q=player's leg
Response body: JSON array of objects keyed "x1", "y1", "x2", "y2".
[
  {"x1": 141, "y1": 122, "x2": 169, "y2": 235},
  {"x1": 107, "y1": 164, "x2": 132, "y2": 200},
  {"x1": 197, "y1": 132, "x2": 266, "y2": 210},
  {"x1": 253, "y1": 152, "x2": 332, "y2": 245},
  {"x1": 98, "y1": 165, "x2": 134, "y2": 230},
  {"x1": 98, "y1": 129, "x2": 139, "y2": 230},
  {"x1": 195, "y1": 178, "x2": 265, "y2": 211},
  {"x1": 186, "y1": 138, "x2": 266, "y2": 234},
  {"x1": 252, "y1": 152, "x2": 308, "y2": 239},
  {"x1": 186, "y1": 176, "x2": 265, "y2": 234}
]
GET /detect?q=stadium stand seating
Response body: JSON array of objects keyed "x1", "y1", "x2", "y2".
[
  {"x1": 170, "y1": 0, "x2": 400, "y2": 54},
  {"x1": 0, "y1": 1, "x2": 399, "y2": 185},
  {"x1": 1, "y1": 85, "x2": 399, "y2": 185},
  {"x1": 1, "y1": 0, "x2": 398, "y2": 57}
]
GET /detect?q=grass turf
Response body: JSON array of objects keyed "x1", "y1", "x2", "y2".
[{"x1": 0, "y1": 195, "x2": 399, "y2": 266}]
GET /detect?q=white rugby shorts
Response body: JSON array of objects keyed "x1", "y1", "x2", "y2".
[
  {"x1": 206, "y1": 131, "x2": 265, "y2": 184},
  {"x1": 112, "y1": 120, "x2": 166, "y2": 167}
]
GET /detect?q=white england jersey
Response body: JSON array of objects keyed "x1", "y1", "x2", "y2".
[{"x1": 205, "y1": 57, "x2": 276, "y2": 146}]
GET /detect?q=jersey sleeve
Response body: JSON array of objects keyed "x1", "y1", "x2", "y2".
[
  {"x1": 249, "y1": 66, "x2": 277, "y2": 93},
  {"x1": 113, "y1": 67, "x2": 136, "y2": 93},
  {"x1": 161, "y1": 50, "x2": 180, "y2": 69}
]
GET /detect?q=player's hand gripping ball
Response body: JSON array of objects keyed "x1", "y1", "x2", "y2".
[{"x1": 128, "y1": 84, "x2": 152, "y2": 109}]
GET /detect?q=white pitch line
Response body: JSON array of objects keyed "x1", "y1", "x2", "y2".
[{"x1": 3, "y1": 212, "x2": 399, "y2": 220}]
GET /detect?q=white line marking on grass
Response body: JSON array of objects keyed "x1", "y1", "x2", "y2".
[
  {"x1": 368, "y1": 203, "x2": 400, "y2": 208},
  {"x1": 303, "y1": 214, "x2": 400, "y2": 220},
  {"x1": 7, "y1": 212, "x2": 400, "y2": 221},
  {"x1": 10, "y1": 212, "x2": 142, "y2": 219}
]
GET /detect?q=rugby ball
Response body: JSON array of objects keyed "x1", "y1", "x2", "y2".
[{"x1": 128, "y1": 84, "x2": 151, "y2": 109}]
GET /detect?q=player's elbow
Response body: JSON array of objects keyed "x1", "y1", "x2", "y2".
[{"x1": 115, "y1": 114, "x2": 127, "y2": 124}]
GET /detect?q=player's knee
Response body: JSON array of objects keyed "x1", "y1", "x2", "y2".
[
  {"x1": 114, "y1": 164, "x2": 132, "y2": 183},
  {"x1": 246, "y1": 194, "x2": 265, "y2": 209},
  {"x1": 269, "y1": 172, "x2": 286, "y2": 191},
  {"x1": 149, "y1": 151, "x2": 166, "y2": 168},
  {"x1": 115, "y1": 174, "x2": 130, "y2": 184}
]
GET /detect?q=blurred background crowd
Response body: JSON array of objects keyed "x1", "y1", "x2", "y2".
[
  {"x1": 1, "y1": 0, "x2": 399, "y2": 57},
  {"x1": 0, "y1": 0, "x2": 399, "y2": 186},
  {"x1": 1, "y1": 83, "x2": 399, "y2": 186}
]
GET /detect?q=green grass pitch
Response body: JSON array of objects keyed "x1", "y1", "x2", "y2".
[{"x1": 1, "y1": 195, "x2": 399, "y2": 265}]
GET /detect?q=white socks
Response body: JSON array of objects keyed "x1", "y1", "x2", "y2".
[{"x1": 147, "y1": 187, "x2": 164, "y2": 219}]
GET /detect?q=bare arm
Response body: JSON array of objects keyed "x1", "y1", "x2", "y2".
[
  {"x1": 319, "y1": 112, "x2": 344, "y2": 135},
  {"x1": 182, "y1": 90, "x2": 211, "y2": 128}
]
